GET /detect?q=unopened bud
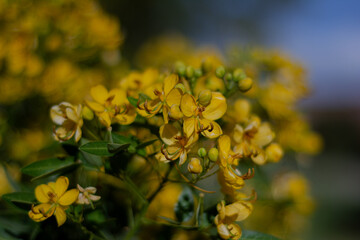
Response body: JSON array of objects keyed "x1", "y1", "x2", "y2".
[
  {"x1": 168, "y1": 104, "x2": 183, "y2": 120},
  {"x1": 208, "y1": 148, "x2": 219, "y2": 162},
  {"x1": 198, "y1": 148, "x2": 207, "y2": 158},
  {"x1": 175, "y1": 61, "x2": 186, "y2": 76},
  {"x1": 82, "y1": 106, "x2": 94, "y2": 120},
  {"x1": 201, "y1": 59, "x2": 213, "y2": 73},
  {"x1": 194, "y1": 69, "x2": 203, "y2": 77},
  {"x1": 198, "y1": 89, "x2": 212, "y2": 106},
  {"x1": 233, "y1": 68, "x2": 246, "y2": 82},
  {"x1": 215, "y1": 66, "x2": 225, "y2": 78},
  {"x1": 186, "y1": 66, "x2": 194, "y2": 78},
  {"x1": 238, "y1": 77, "x2": 253, "y2": 92},
  {"x1": 265, "y1": 143, "x2": 283, "y2": 163},
  {"x1": 175, "y1": 83, "x2": 186, "y2": 94},
  {"x1": 188, "y1": 158, "x2": 203, "y2": 174},
  {"x1": 224, "y1": 73, "x2": 233, "y2": 82}
]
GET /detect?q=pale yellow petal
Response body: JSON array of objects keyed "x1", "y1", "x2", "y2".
[
  {"x1": 180, "y1": 94, "x2": 197, "y2": 117},
  {"x1": 166, "y1": 88, "x2": 182, "y2": 107},
  {"x1": 179, "y1": 151, "x2": 187, "y2": 165},
  {"x1": 50, "y1": 105, "x2": 66, "y2": 125},
  {"x1": 55, "y1": 206, "x2": 67, "y2": 227},
  {"x1": 85, "y1": 100, "x2": 105, "y2": 112},
  {"x1": 252, "y1": 123, "x2": 274, "y2": 147},
  {"x1": 58, "y1": 189, "x2": 79, "y2": 206},
  {"x1": 66, "y1": 107, "x2": 78, "y2": 122},
  {"x1": 183, "y1": 117, "x2": 196, "y2": 138},
  {"x1": 97, "y1": 112, "x2": 112, "y2": 128},
  {"x1": 90, "y1": 85, "x2": 108, "y2": 104},
  {"x1": 226, "y1": 201, "x2": 253, "y2": 222},
  {"x1": 218, "y1": 135, "x2": 231, "y2": 161},
  {"x1": 202, "y1": 92, "x2": 227, "y2": 120},
  {"x1": 163, "y1": 74, "x2": 178, "y2": 96},
  {"x1": 159, "y1": 124, "x2": 181, "y2": 145},
  {"x1": 115, "y1": 107, "x2": 137, "y2": 125},
  {"x1": 217, "y1": 223, "x2": 231, "y2": 240},
  {"x1": 200, "y1": 119, "x2": 222, "y2": 139},
  {"x1": 75, "y1": 127, "x2": 82, "y2": 142},
  {"x1": 35, "y1": 184, "x2": 53, "y2": 203}
]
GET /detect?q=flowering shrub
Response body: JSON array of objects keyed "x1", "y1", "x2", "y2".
[{"x1": 0, "y1": 1, "x2": 321, "y2": 240}]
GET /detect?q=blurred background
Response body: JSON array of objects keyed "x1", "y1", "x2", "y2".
[
  {"x1": 0, "y1": 0, "x2": 359, "y2": 239},
  {"x1": 103, "y1": 0, "x2": 360, "y2": 239}
]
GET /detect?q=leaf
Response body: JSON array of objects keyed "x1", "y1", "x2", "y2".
[
  {"x1": 86, "y1": 209, "x2": 107, "y2": 224},
  {"x1": 127, "y1": 96, "x2": 138, "y2": 107},
  {"x1": 175, "y1": 187, "x2": 194, "y2": 223},
  {"x1": 21, "y1": 157, "x2": 77, "y2": 181},
  {"x1": 107, "y1": 143, "x2": 131, "y2": 154},
  {"x1": 111, "y1": 133, "x2": 132, "y2": 145},
  {"x1": 79, "y1": 141, "x2": 113, "y2": 156},
  {"x1": 241, "y1": 231, "x2": 281, "y2": 240},
  {"x1": 1, "y1": 192, "x2": 35, "y2": 210}
]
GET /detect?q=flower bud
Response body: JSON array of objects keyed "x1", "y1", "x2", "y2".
[
  {"x1": 215, "y1": 66, "x2": 225, "y2": 78},
  {"x1": 168, "y1": 104, "x2": 183, "y2": 120},
  {"x1": 194, "y1": 69, "x2": 203, "y2": 78},
  {"x1": 188, "y1": 158, "x2": 203, "y2": 174},
  {"x1": 198, "y1": 89, "x2": 212, "y2": 106},
  {"x1": 82, "y1": 106, "x2": 94, "y2": 120},
  {"x1": 175, "y1": 83, "x2": 186, "y2": 94},
  {"x1": 224, "y1": 73, "x2": 232, "y2": 82},
  {"x1": 201, "y1": 59, "x2": 213, "y2": 73},
  {"x1": 208, "y1": 148, "x2": 219, "y2": 162},
  {"x1": 175, "y1": 61, "x2": 186, "y2": 76},
  {"x1": 265, "y1": 143, "x2": 283, "y2": 163},
  {"x1": 233, "y1": 68, "x2": 246, "y2": 82},
  {"x1": 186, "y1": 66, "x2": 194, "y2": 78},
  {"x1": 238, "y1": 77, "x2": 253, "y2": 92},
  {"x1": 198, "y1": 147, "x2": 207, "y2": 158}
]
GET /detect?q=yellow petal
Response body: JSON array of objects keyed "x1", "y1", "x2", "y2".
[
  {"x1": 179, "y1": 151, "x2": 187, "y2": 165},
  {"x1": 166, "y1": 88, "x2": 182, "y2": 107},
  {"x1": 252, "y1": 123, "x2": 274, "y2": 147},
  {"x1": 251, "y1": 149, "x2": 267, "y2": 165},
  {"x1": 226, "y1": 201, "x2": 253, "y2": 222},
  {"x1": 29, "y1": 203, "x2": 54, "y2": 222},
  {"x1": 90, "y1": 85, "x2": 108, "y2": 104},
  {"x1": 75, "y1": 127, "x2": 82, "y2": 142},
  {"x1": 163, "y1": 74, "x2": 178, "y2": 96},
  {"x1": 55, "y1": 206, "x2": 67, "y2": 227},
  {"x1": 183, "y1": 117, "x2": 196, "y2": 137},
  {"x1": 58, "y1": 189, "x2": 79, "y2": 206},
  {"x1": 115, "y1": 107, "x2": 137, "y2": 125},
  {"x1": 97, "y1": 112, "x2": 112, "y2": 128},
  {"x1": 50, "y1": 105, "x2": 66, "y2": 125},
  {"x1": 216, "y1": 223, "x2": 230, "y2": 239},
  {"x1": 180, "y1": 94, "x2": 197, "y2": 117},
  {"x1": 65, "y1": 107, "x2": 78, "y2": 122},
  {"x1": 218, "y1": 135, "x2": 231, "y2": 162},
  {"x1": 202, "y1": 92, "x2": 227, "y2": 120},
  {"x1": 85, "y1": 100, "x2": 105, "y2": 112},
  {"x1": 228, "y1": 223, "x2": 242, "y2": 240},
  {"x1": 54, "y1": 176, "x2": 69, "y2": 198},
  {"x1": 109, "y1": 88, "x2": 127, "y2": 106},
  {"x1": 200, "y1": 119, "x2": 222, "y2": 139},
  {"x1": 163, "y1": 105, "x2": 169, "y2": 124},
  {"x1": 159, "y1": 124, "x2": 181, "y2": 145},
  {"x1": 35, "y1": 184, "x2": 53, "y2": 203}
]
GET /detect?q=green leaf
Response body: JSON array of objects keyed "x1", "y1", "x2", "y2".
[
  {"x1": 79, "y1": 141, "x2": 113, "y2": 156},
  {"x1": 111, "y1": 133, "x2": 132, "y2": 145},
  {"x1": 107, "y1": 143, "x2": 131, "y2": 154},
  {"x1": 241, "y1": 231, "x2": 281, "y2": 240},
  {"x1": 86, "y1": 209, "x2": 107, "y2": 224},
  {"x1": 127, "y1": 97, "x2": 138, "y2": 107},
  {"x1": 175, "y1": 187, "x2": 194, "y2": 223},
  {"x1": 1, "y1": 192, "x2": 35, "y2": 210},
  {"x1": 21, "y1": 157, "x2": 77, "y2": 180}
]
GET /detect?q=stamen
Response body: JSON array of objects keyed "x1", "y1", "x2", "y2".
[{"x1": 240, "y1": 168, "x2": 255, "y2": 180}]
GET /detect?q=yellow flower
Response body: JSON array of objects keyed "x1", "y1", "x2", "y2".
[
  {"x1": 137, "y1": 74, "x2": 182, "y2": 124},
  {"x1": 76, "y1": 184, "x2": 101, "y2": 205},
  {"x1": 158, "y1": 123, "x2": 198, "y2": 165},
  {"x1": 29, "y1": 176, "x2": 79, "y2": 227},
  {"x1": 181, "y1": 90, "x2": 227, "y2": 139},
  {"x1": 86, "y1": 85, "x2": 136, "y2": 128},
  {"x1": 233, "y1": 116, "x2": 275, "y2": 165},
  {"x1": 214, "y1": 200, "x2": 253, "y2": 240},
  {"x1": 50, "y1": 102, "x2": 83, "y2": 142},
  {"x1": 187, "y1": 158, "x2": 203, "y2": 174}
]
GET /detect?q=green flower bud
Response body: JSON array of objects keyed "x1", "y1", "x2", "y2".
[
  {"x1": 186, "y1": 66, "x2": 194, "y2": 78},
  {"x1": 225, "y1": 73, "x2": 233, "y2": 82},
  {"x1": 175, "y1": 83, "x2": 186, "y2": 93},
  {"x1": 194, "y1": 69, "x2": 203, "y2": 77},
  {"x1": 208, "y1": 148, "x2": 219, "y2": 162},
  {"x1": 198, "y1": 89, "x2": 212, "y2": 106},
  {"x1": 198, "y1": 147, "x2": 207, "y2": 158},
  {"x1": 82, "y1": 106, "x2": 94, "y2": 120},
  {"x1": 238, "y1": 77, "x2": 253, "y2": 92},
  {"x1": 175, "y1": 61, "x2": 186, "y2": 76},
  {"x1": 233, "y1": 68, "x2": 247, "y2": 82},
  {"x1": 215, "y1": 66, "x2": 226, "y2": 78}
]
